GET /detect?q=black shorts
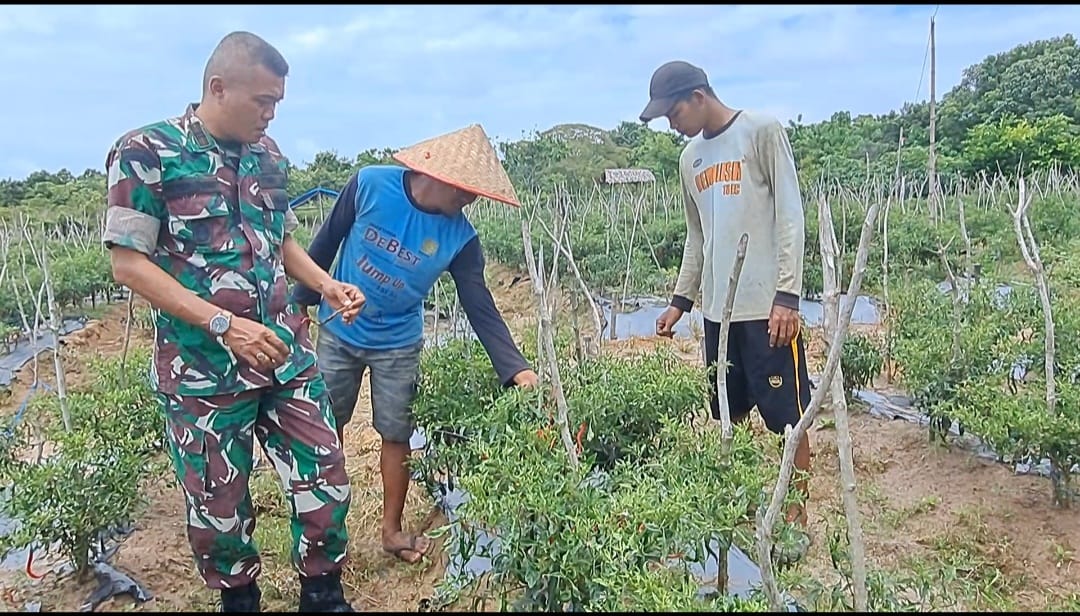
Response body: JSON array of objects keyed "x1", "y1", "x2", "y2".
[{"x1": 703, "y1": 319, "x2": 811, "y2": 435}]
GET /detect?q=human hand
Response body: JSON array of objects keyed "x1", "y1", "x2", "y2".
[
  {"x1": 222, "y1": 316, "x2": 290, "y2": 371},
  {"x1": 512, "y1": 369, "x2": 539, "y2": 388},
  {"x1": 655, "y1": 306, "x2": 685, "y2": 338},
  {"x1": 320, "y1": 280, "x2": 365, "y2": 325},
  {"x1": 768, "y1": 304, "x2": 801, "y2": 347}
]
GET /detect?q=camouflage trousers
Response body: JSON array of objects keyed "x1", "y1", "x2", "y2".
[{"x1": 160, "y1": 363, "x2": 352, "y2": 590}]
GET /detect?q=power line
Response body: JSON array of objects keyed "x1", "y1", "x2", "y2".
[
  {"x1": 914, "y1": 29, "x2": 931, "y2": 102},
  {"x1": 913, "y1": 5, "x2": 940, "y2": 103}
]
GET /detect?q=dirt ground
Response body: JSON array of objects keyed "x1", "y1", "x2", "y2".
[{"x1": 0, "y1": 264, "x2": 1077, "y2": 612}]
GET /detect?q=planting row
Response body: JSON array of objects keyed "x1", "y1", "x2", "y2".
[
  {"x1": 408, "y1": 334, "x2": 801, "y2": 611},
  {"x1": 0, "y1": 242, "x2": 121, "y2": 341},
  {"x1": 0, "y1": 346, "x2": 163, "y2": 580},
  {"x1": 890, "y1": 277, "x2": 1080, "y2": 506},
  {"x1": 466, "y1": 173, "x2": 1080, "y2": 302}
]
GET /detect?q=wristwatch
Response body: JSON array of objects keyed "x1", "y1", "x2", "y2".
[{"x1": 208, "y1": 310, "x2": 233, "y2": 336}]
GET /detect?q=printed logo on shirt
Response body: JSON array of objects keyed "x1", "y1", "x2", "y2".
[
  {"x1": 356, "y1": 253, "x2": 406, "y2": 291},
  {"x1": 694, "y1": 159, "x2": 742, "y2": 196},
  {"x1": 420, "y1": 238, "x2": 439, "y2": 256},
  {"x1": 363, "y1": 224, "x2": 422, "y2": 267}
]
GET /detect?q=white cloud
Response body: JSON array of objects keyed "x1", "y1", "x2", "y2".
[
  {"x1": 0, "y1": 4, "x2": 1078, "y2": 180},
  {"x1": 289, "y1": 26, "x2": 335, "y2": 51}
]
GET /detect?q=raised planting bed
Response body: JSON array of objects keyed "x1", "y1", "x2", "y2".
[{"x1": 890, "y1": 277, "x2": 1080, "y2": 506}]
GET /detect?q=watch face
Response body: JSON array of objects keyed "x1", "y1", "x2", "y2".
[{"x1": 210, "y1": 314, "x2": 229, "y2": 335}]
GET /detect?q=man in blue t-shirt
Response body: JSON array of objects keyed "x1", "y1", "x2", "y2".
[{"x1": 292, "y1": 124, "x2": 537, "y2": 564}]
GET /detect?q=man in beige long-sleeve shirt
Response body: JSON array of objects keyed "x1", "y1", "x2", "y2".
[{"x1": 642, "y1": 61, "x2": 812, "y2": 557}]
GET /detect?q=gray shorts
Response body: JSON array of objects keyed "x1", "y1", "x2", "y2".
[{"x1": 315, "y1": 327, "x2": 423, "y2": 444}]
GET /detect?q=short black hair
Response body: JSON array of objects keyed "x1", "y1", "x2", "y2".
[{"x1": 203, "y1": 31, "x2": 289, "y2": 92}]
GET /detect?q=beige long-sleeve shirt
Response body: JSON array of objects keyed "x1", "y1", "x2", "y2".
[{"x1": 671, "y1": 110, "x2": 805, "y2": 323}]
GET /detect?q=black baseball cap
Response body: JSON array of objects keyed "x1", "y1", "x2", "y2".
[{"x1": 639, "y1": 61, "x2": 710, "y2": 123}]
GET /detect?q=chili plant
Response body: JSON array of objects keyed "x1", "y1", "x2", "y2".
[
  {"x1": 562, "y1": 350, "x2": 707, "y2": 470},
  {"x1": 410, "y1": 338, "x2": 527, "y2": 494},
  {"x1": 450, "y1": 415, "x2": 771, "y2": 611},
  {"x1": 413, "y1": 339, "x2": 775, "y2": 611},
  {"x1": 891, "y1": 277, "x2": 1017, "y2": 443},
  {"x1": 841, "y1": 333, "x2": 883, "y2": 399},
  {"x1": 0, "y1": 353, "x2": 160, "y2": 579},
  {"x1": 892, "y1": 275, "x2": 1080, "y2": 506}
]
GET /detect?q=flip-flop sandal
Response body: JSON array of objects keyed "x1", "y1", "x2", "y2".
[{"x1": 384, "y1": 534, "x2": 430, "y2": 564}]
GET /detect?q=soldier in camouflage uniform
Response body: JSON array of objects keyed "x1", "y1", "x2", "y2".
[{"x1": 101, "y1": 32, "x2": 362, "y2": 613}]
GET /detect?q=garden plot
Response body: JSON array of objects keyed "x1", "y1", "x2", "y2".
[
  {"x1": 411, "y1": 425, "x2": 800, "y2": 609},
  {"x1": 1, "y1": 168, "x2": 1079, "y2": 612},
  {"x1": 406, "y1": 336, "x2": 809, "y2": 612}
]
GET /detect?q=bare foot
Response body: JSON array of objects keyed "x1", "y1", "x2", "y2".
[{"x1": 382, "y1": 531, "x2": 431, "y2": 564}]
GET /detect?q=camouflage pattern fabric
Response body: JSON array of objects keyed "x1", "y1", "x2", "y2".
[
  {"x1": 102, "y1": 105, "x2": 352, "y2": 589},
  {"x1": 103, "y1": 103, "x2": 313, "y2": 397},
  {"x1": 162, "y1": 362, "x2": 352, "y2": 588}
]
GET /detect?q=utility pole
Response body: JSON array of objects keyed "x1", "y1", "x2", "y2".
[{"x1": 928, "y1": 16, "x2": 940, "y2": 224}]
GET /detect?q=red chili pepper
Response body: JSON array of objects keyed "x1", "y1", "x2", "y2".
[
  {"x1": 575, "y1": 422, "x2": 587, "y2": 453},
  {"x1": 25, "y1": 547, "x2": 45, "y2": 580}
]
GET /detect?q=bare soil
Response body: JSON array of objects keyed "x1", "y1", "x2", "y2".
[{"x1": 0, "y1": 265, "x2": 1077, "y2": 612}]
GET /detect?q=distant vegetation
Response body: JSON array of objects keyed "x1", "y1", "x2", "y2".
[{"x1": 2, "y1": 35, "x2": 1078, "y2": 209}]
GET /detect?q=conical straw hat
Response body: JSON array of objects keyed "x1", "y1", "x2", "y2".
[{"x1": 392, "y1": 124, "x2": 521, "y2": 208}]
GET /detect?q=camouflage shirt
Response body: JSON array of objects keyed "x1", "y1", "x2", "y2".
[{"x1": 102, "y1": 104, "x2": 315, "y2": 397}]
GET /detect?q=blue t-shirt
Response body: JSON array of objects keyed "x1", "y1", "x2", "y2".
[{"x1": 317, "y1": 165, "x2": 478, "y2": 350}]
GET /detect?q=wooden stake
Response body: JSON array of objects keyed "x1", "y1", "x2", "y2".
[
  {"x1": 819, "y1": 195, "x2": 868, "y2": 611},
  {"x1": 754, "y1": 200, "x2": 882, "y2": 610}
]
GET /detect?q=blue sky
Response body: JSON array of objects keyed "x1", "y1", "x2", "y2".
[{"x1": 2, "y1": 4, "x2": 1078, "y2": 181}]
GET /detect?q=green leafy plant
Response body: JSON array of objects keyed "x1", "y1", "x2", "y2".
[
  {"x1": 891, "y1": 273, "x2": 1080, "y2": 506},
  {"x1": 841, "y1": 332, "x2": 883, "y2": 398},
  {"x1": 412, "y1": 339, "x2": 775, "y2": 612},
  {"x1": 0, "y1": 352, "x2": 160, "y2": 579},
  {"x1": 0, "y1": 424, "x2": 147, "y2": 578}
]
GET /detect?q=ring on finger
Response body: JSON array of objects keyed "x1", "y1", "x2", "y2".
[{"x1": 257, "y1": 352, "x2": 268, "y2": 362}]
